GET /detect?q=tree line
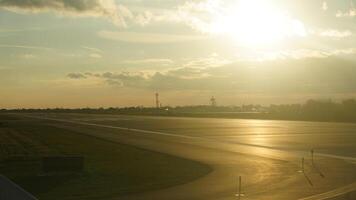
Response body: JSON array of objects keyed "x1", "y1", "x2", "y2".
[{"x1": 1, "y1": 99, "x2": 356, "y2": 123}]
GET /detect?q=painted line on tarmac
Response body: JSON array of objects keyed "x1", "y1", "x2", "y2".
[
  {"x1": 23, "y1": 115, "x2": 356, "y2": 162},
  {"x1": 298, "y1": 182, "x2": 356, "y2": 200},
  {"x1": 21, "y1": 115, "x2": 212, "y2": 140}
]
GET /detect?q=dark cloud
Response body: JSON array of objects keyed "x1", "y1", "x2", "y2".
[
  {"x1": 0, "y1": 0, "x2": 131, "y2": 27},
  {"x1": 67, "y1": 73, "x2": 87, "y2": 79},
  {"x1": 102, "y1": 72, "x2": 146, "y2": 82},
  {"x1": 67, "y1": 56, "x2": 356, "y2": 95},
  {"x1": 101, "y1": 72, "x2": 147, "y2": 87},
  {"x1": 0, "y1": 0, "x2": 98, "y2": 11}
]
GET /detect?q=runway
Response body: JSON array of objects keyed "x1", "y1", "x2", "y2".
[{"x1": 20, "y1": 113, "x2": 356, "y2": 200}]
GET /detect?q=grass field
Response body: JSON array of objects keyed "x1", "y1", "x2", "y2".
[{"x1": 0, "y1": 114, "x2": 211, "y2": 199}]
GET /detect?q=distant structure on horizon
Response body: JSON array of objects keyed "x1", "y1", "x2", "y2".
[
  {"x1": 155, "y1": 93, "x2": 160, "y2": 109},
  {"x1": 210, "y1": 96, "x2": 217, "y2": 107}
]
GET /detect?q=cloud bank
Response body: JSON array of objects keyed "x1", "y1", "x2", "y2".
[
  {"x1": 98, "y1": 31, "x2": 207, "y2": 43},
  {"x1": 0, "y1": 0, "x2": 132, "y2": 27},
  {"x1": 67, "y1": 56, "x2": 356, "y2": 95},
  {"x1": 319, "y1": 29, "x2": 352, "y2": 38}
]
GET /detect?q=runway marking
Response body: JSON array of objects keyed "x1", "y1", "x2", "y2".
[
  {"x1": 298, "y1": 182, "x2": 356, "y2": 200},
  {"x1": 25, "y1": 116, "x2": 204, "y2": 140},
  {"x1": 21, "y1": 115, "x2": 356, "y2": 162}
]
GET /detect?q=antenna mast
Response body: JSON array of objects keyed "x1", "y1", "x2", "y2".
[
  {"x1": 155, "y1": 93, "x2": 160, "y2": 108},
  {"x1": 210, "y1": 96, "x2": 217, "y2": 107}
]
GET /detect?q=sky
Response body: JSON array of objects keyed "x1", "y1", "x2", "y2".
[{"x1": 1, "y1": 0, "x2": 356, "y2": 108}]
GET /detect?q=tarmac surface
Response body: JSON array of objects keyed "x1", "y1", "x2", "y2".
[{"x1": 22, "y1": 113, "x2": 356, "y2": 200}]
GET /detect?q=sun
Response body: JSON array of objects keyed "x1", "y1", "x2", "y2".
[{"x1": 209, "y1": 0, "x2": 306, "y2": 47}]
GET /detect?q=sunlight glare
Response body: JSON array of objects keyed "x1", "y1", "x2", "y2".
[{"x1": 210, "y1": 0, "x2": 306, "y2": 46}]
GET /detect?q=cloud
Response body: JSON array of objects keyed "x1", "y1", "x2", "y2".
[
  {"x1": 67, "y1": 73, "x2": 87, "y2": 79},
  {"x1": 20, "y1": 54, "x2": 37, "y2": 59},
  {"x1": 127, "y1": 0, "x2": 306, "y2": 43},
  {"x1": 98, "y1": 31, "x2": 208, "y2": 43},
  {"x1": 66, "y1": 55, "x2": 356, "y2": 95},
  {"x1": 124, "y1": 58, "x2": 174, "y2": 65},
  {"x1": 0, "y1": 0, "x2": 214, "y2": 29},
  {"x1": 0, "y1": 44, "x2": 52, "y2": 50},
  {"x1": 100, "y1": 72, "x2": 148, "y2": 87},
  {"x1": 0, "y1": 0, "x2": 132, "y2": 27},
  {"x1": 322, "y1": 1, "x2": 328, "y2": 11},
  {"x1": 336, "y1": 9, "x2": 356, "y2": 17},
  {"x1": 256, "y1": 48, "x2": 356, "y2": 61},
  {"x1": 127, "y1": 0, "x2": 222, "y2": 33},
  {"x1": 166, "y1": 67, "x2": 210, "y2": 79},
  {"x1": 135, "y1": 11, "x2": 154, "y2": 26},
  {"x1": 82, "y1": 46, "x2": 103, "y2": 53},
  {"x1": 81, "y1": 46, "x2": 103, "y2": 59},
  {"x1": 183, "y1": 54, "x2": 231, "y2": 68},
  {"x1": 121, "y1": 54, "x2": 229, "y2": 69},
  {"x1": 336, "y1": 1, "x2": 356, "y2": 18},
  {"x1": 89, "y1": 53, "x2": 102, "y2": 59},
  {"x1": 319, "y1": 29, "x2": 352, "y2": 38},
  {"x1": 0, "y1": 27, "x2": 43, "y2": 33}
]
